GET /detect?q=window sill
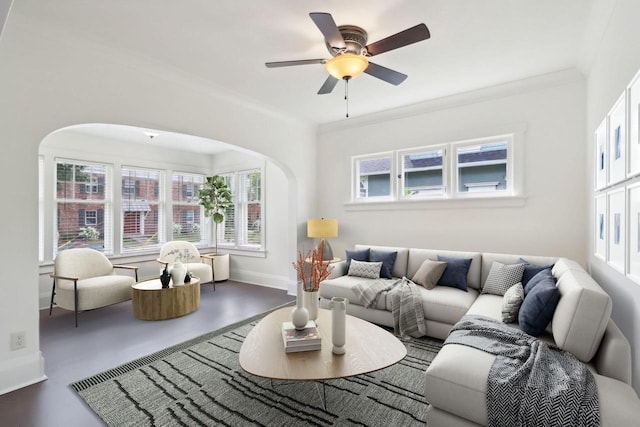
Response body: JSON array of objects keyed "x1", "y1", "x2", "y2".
[
  {"x1": 213, "y1": 247, "x2": 266, "y2": 258},
  {"x1": 344, "y1": 195, "x2": 527, "y2": 211}
]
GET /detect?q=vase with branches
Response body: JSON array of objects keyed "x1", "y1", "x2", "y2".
[{"x1": 292, "y1": 242, "x2": 334, "y2": 323}]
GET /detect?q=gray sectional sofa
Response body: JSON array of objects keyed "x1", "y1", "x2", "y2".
[{"x1": 318, "y1": 244, "x2": 640, "y2": 426}]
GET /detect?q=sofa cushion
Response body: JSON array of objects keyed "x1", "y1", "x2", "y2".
[
  {"x1": 407, "y1": 249, "x2": 482, "y2": 290},
  {"x1": 410, "y1": 286, "x2": 479, "y2": 325},
  {"x1": 480, "y1": 253, "x2": 558, "y2": 287},
  {"x1": 552, "y1": 264, "x2": 612, "y2": 362},
  {"x1": 501, "y1": 282, "x2": 524, "y2": 323},
  {"x1": 319, "y1": 276, "x2": 388, "y2": 310},
  {"x1": 425, "y1": 343, "x2": 493, "y2": 425},
  {"x1": 412, "y1": 259, "x2": 447, "y2": 289},
  {"x1": 523, "y1": 268, "x2": 553, "y2": 295},
  {"x1": 347, "y1": 260, "x2": 382, "y2": 279},
  {"x1": 437, "y1": 256, "x2": 472, "y2": 291},
  {"x1": 356, "y1": 244, "x2": 409, "y2": 278},
  {"x1": 519, "y1": 275, "x2": 560, "y2": 336},
  {"x1": 370, "y1": 249, "x2": 398, "y2": 279},
  {"x1": 519, "y1": 258, "x2": 555, "y2": 287},
  {"x1": 482, "y1": 261, "x2": 525, "y2": 296},
  {"x1": 425, "y1": 344, "x2": 640, "y2": 427},
  {"x1": 345, "y1": 248, "x2": 370, "y2": 271}
]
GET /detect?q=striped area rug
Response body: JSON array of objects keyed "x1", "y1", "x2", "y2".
[{"x1": 72, "y1": 305, "x2": 443, "y2": 426}]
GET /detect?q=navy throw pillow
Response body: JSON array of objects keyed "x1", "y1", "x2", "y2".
[
  {"x1": 436, "y1": 256, "x2": 472, "y2": 291},
  {"x1": 518, "y1": 275, "x2": 560, "y2": 336},
  {"x1": 523, "y1": 268, "x2": 553, "y2": 296},
  {"x1": 370, "y1": 249, "x2": 398, "y2": 279},
  {"x1": 346, "y1": 248, "x2": 370, "y2": 271},
  {"x1": 519, "y1": 258, "x2": 555, "y2": 287}
]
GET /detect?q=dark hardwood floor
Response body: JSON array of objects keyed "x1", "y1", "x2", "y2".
[{"x1": 0, "y1": 281, "x2": 295, "y2": 427}]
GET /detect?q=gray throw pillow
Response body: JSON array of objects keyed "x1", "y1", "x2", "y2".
[
  {"x1": 502, "y1": 282, "x2": 524, "y2": 323},
  {"x1": 347, "y1": 260, "x2": 383, "y2": 279},
  {"x1": 412, "y1": 259, "x2": 448, "y2": 290},
  {"x1": 482, "y1": 261, "x2": 526, "y2": 296}
]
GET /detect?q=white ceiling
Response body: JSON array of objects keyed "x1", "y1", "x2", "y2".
[{"x1": 10, "y1": 1, "x2": 602, "y2": 137}]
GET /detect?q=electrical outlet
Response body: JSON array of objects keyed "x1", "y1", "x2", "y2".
[{"x1": 10, "y1": 331, "x2": 26, "y2": 350}]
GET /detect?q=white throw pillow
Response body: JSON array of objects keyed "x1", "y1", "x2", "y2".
[
  {"x1": 502, "y1": 282, "x2": 525, "y2": 323},
  {"x1": 483, "y1": 261, "x2": 526, "y2": 296},
  {"x1": 348, "y1": 260, "x2": 383, "y2": 279}
]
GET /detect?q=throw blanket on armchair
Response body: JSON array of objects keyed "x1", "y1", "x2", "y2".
[
  {"x1": 353, "y1": 277, "x2": 427, "y2": 338},
  {"x1": 445, "y1": 315, "x2": 600, "y2": 427}
]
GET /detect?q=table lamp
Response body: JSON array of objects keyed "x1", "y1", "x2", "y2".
[{"x1": 307, "y1": 218, "x2": 338, "y2": 261}]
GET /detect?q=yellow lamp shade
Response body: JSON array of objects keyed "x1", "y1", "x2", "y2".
[
  {"x1": 307, "y1": 218, "x2": 338, "y2": 238},
  {"x1": 325, "y1": 53, "x2": 369, "y2": 80}
]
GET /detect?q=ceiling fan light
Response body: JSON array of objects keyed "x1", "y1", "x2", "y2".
[{"x1": 325, "y1": 53, "x2": 369, "y2": 80}]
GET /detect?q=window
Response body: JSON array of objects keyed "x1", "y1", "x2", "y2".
[
  {"x1": 121, "y1": 167, "x2": 162, "y2": 252},
  {"x1": 454, "y1": 138, "x2": 511, "y2": 195},
  {"x1": 172, "y1": 173, "x2": 204, "y2": 243},
  {"x1": 350, "y1": 134, "x2": 517, "y2": 204},
  {"x1": 55, "y1": 160, "x2": 112, "y2": 254},
  {"x1": 399, "y1": 146, "x2": 446, "y2": 198},
  {"x1": 85, "y1": 210, "x2": 97, "y2": 225},
  {"x1": 218, "y1": 169, "x2": 263, "y2": 250},
  {"x1": 353, "y1": 153, "x2": 393, "y2": 200}
]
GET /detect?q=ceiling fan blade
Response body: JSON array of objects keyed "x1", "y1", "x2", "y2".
[
  {"x1": 265, "y1": 59, "x2": 326, "y2": 68},
  {"x1": 364, "y1": 62, "x2": 407, "y2": 86},
  {"x1": 318, "y1": 75, "x2": 339, "y2": 94},
  {"x1": 365, "y1": 23, "x2": 430, "y2": 57},
  {"x1": 309, "y1": 12, "x2": 346, "y2": 49}
]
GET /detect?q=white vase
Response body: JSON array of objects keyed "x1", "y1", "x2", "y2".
[
  {"x1": 329, "y1": 297, "x2": 348, "y2": 355},
  {"x1": 170, "y1": 261, "x2": 187, "y2": 286},
  {"x1": 291, "y1": 281, "x2": 309, "y2": 330},
  {"x1": 304, "y1": 290, "x2": 319, "y2": 322}
]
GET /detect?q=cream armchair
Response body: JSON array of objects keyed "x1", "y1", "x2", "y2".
[
  {"x1": 157, "y1": 241, "x2": 214, "y2": 288},
  {"x1": 49, "y1": 248, "x2": 139, "y2": 327}
]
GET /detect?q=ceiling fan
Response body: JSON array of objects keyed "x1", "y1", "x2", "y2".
[{"x1": 265, "y1": 12, "x2": 431, "y2": 95}]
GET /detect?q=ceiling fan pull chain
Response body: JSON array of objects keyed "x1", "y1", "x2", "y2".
[{"x1": 345, "y1": 76, "x2": 350, "y2": 118}]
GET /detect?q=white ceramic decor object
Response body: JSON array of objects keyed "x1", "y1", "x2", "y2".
[
  {"x1": 170, "y1": 261, "x2": 187, "y2": 286},
  {"x1": 330, "y1": 297, "x2": 348, "y2": 354},
  {"x1": 291, "y1": 281, "x2": 309, "y2": 329},
  {"x1": 305, "y1": 290, "x2": 319, "y2": 322}
]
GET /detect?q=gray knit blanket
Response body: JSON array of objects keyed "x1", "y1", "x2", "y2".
[
  {"x1": 445, "y1": 315, "x2": 600, "y2": 427},
  {"x1": 353, "y1": 277, "x2": 427, "y2": 338}
]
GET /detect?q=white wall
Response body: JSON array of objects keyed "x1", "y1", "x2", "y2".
[
  {"x1": 317, "y1": 70, "x2": 587, "y2": 264},
  {"x1": 585, "y1": 0, "x2": 640, "y2": 393},
  {"x1": 0, "y1": 7, "x2": 316, "y2": 394}
]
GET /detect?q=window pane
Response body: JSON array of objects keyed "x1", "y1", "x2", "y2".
[
  {"x1": 55, "y1": 161, "x2": 110, "y2": 253},
  {"x1": 244, "y1": 170, "x2": 261, "y2": 246},
  {"x1": 218, "y1": 174, "x2": 235, "y2": 245},
  {"x1": 402, "y1": 149, "x2": 444, "y2": 196},
  {"x1": 457, "y1": 142, "x2": 508, "y2": 193},
  {"x1": 121, "y1": 167, "x2": 161, "y2": 251},
  {"x1": 172, "y1": 173, "x2": 204, "y2": 243},
  {"x1": 357, "y1": 156, "x2": 391, "y2": 198}
]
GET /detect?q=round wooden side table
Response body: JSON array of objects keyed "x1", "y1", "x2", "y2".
[{"x1": 132, "y1": 278, "x2": 200, "y2": 320}]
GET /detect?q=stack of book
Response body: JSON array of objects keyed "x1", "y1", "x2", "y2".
[{"x1": 281, "y1": 320, "x2": 321, "y2": 353}]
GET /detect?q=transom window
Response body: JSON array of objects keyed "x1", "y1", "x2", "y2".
[{"x1": 351, "y1": 134, "x2": 516, "y2": 203}]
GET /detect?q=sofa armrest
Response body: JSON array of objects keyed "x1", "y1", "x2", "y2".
[
  {"x1": 593, "y1": 320, "x2": 632, "y2": 384},
  {"x1": 326, "y1": 260, "x2": 347, "y2": 279}
]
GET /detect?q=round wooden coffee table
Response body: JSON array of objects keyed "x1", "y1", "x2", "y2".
[
  {"x1": 132, "y1": 278, "x2": 200, "y2": 320},
  {"x1": 239, "y1": 307, "x2": 406, "y2": 381}
]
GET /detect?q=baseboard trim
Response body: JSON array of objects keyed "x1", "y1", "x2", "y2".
[{"x1": 0, "y1": 351, "x2": 47, "y2": 396}]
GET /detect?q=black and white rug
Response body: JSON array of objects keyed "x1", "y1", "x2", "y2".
[{"x1": 72, "y1": 305, "x2": 442, "y2": 426}]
